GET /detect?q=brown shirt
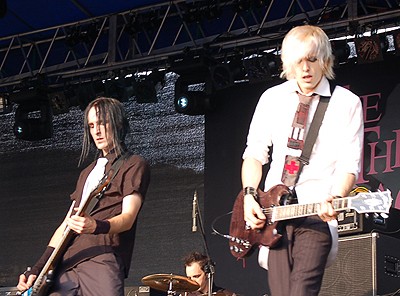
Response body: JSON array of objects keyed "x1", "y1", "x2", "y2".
[{"x1": 61, "y1": 151, "x2": 150, "y2": 277}]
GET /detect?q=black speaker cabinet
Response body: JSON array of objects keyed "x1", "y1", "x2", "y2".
[{"x1": 319, "y1": 233, "x2": 400, "y2": 296}]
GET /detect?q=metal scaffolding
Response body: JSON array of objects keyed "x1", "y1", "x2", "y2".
[{"x1": 0, "y1": 0, "x2": 399, "y2": 91}]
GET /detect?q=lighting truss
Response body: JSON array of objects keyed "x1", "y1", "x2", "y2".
[{"x1": 0, "y1": 0, "x2": 400, "y2": 92}]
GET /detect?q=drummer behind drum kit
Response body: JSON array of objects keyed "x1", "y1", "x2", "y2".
[{"x1": 141, "y1": 273, "x2": 225, "y2": 296}]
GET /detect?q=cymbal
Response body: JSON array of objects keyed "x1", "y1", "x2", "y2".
[{"x1": 141, "y1": 273, "x2": 199, "y2": 292}]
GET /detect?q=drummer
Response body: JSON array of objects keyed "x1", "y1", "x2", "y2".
[{"x1": 182, "y1": 252, "x2": 237, "y2": 296}]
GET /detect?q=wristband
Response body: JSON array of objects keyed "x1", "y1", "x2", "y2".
[
  {"x1": 243, "y1": 186, "x2": 258, "y2": 201},
  {"x1": 93, "y1": 219, "x2": 111, "y2": 234},
  {"x1": 24, "y1": 246, "x2": 55, "y2": 278}
]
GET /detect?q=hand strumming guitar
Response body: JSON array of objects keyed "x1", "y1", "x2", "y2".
[{"x1": 243, "y1": 194, "x2": 266, "y2": 230}]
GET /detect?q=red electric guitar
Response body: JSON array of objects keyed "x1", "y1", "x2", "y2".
[{"x1": 229, "y1": 184, "x2": 392, "y2": 259}]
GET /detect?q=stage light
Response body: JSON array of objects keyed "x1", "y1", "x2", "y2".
[
  {"x1": 104, "y1": 76, "x2": 136, "y2": 102},
  {"x1": 210, "y1": 64, "x2": 232, "y2": 90},
  {"x1": 48, "y1": 89, "x2": 69, "y2": 115},
  {"x1": 233, "y1": 0, "x2": 251, "y2": 12},
  {"x1": 135, "y1": 78, "x2": 157, "y2": 103},
  {"x1": 135, "y1": 70, "x2": 166, "y2": 103},
  {"x1": 0, "y1": 95, "x2": 12, "y2": 114},
  {"x1": 13, "y1": 100, "x2": 53, "y2": 141},
  {"x1": 243, "y1": 53, "x2": 280, "y2": 83},
  {"x1": 174, "y1": 76, "x2": 213, "y2": 115},
  {"x1": 174, "y1": 90, "x2": 212, "y2": 115},
  {"x1": 210, "y1": 59, "x2": 246, "y2": 89},
  {"x1": 331, "y1": 40, "x2": 350, "y2": 64},
  {"x1": 355, "y1": 35, "x2": 383, "y2": 64}
]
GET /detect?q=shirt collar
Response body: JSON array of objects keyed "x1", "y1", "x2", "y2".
[
  {"x1": 288, "y1": 76, "x2": 331, "y2": 97},
  {"x1": 102, "y1": 149, "x2": 119, "y2": 164}
]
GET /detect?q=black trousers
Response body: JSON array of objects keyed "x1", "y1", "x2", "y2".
[
  {"x1": 268, "y1": 216, "x2": 332, "y2": 296},
  {"x1": 49, "y1": 253, "x2": 125, "y2": 296}
]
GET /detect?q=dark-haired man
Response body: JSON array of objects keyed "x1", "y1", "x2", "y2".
[{"x1": 17, "y1": 97, "x2": 150, "y2": 296}]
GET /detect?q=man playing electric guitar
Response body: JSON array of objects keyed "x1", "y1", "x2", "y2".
[
  {"x1": 240, "y1": 25, "x2": 364, "y2": 296},
  {"x1": 17, "y1": 97, "x2": 150, "y2": 296}
]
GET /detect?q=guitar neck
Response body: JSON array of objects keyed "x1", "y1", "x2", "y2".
[
  {"x1": 34, "y1": 226, "x2": 75, "y2": 284},
  {"x1": 272, "y1": 197, "x2": 351, "y2": 221}
]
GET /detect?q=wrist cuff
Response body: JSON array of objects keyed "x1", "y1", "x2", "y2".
[
  {"x1": 93, "y1": 219, "x2": 111, "y2": 234},
  {"x1": 25, "y1": 246, "x2": 55, "y2": 278},
  {"x1": 243, "y1": 186, "x2": 258, "y2": 201}
]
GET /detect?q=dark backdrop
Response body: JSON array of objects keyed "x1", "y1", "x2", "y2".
[{"x1": 1, "y1": 56, "x2": 400, "y2": 296}]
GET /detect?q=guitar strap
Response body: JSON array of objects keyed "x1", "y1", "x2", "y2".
[
  {"x1": 293, "y1": 81, "x2": 336, "y2": 188},
  {"x1": 86, "y1": 152, "x2": 131, "y2": 215}
]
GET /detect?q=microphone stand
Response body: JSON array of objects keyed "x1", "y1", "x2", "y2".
[{"x1": 194, "y1": 190, "x2": 215, "y2": 296}]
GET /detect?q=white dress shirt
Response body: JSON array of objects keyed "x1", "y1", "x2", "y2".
[
  {"x1": 244, "y1": 77, "x2": 364, "y2": 269},
  {"x1": 243, "y1": 76, "x2": 364, "y2": 204}
]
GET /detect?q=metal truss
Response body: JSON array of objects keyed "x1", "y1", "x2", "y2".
[{"x1": 0, "y1": 0, "x2": 399, "y2": 91}]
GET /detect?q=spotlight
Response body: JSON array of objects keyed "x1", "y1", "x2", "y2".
[
  {"x1": 331, "y1": 40, "x2": 350, "y2": 64},
  {"x1": 13, "y1": 100, "x2": 53, "y2": 141},
  {"x1": 104, "y1": 77, "x2": 136, "y2": 102},
  {"x1": 174, "y1": 76, "x2": 214, "y2": 115},
  {"x1": 210, "y1": 59, "x2": 246, "y2": 89},
  {"x1": 243, "y1": 54, "x2": 280, "y2": 83},
  {"x1": 0, "y1": 94, "x2": 12, "y2": 114},
  {"x1": 175, "y1": 90, "x2": 212, "y2": 115},
  {"x1": 134, "y1": 70, "x2": 165, "y2": 103},
  {"x1": 135, "y1": 78, "x2": 157, "y2": 103},
  {"x1": 48, "y1": 89, "x2": 70, "y2": 115},
  {"x1": 210, "y1": 64, "x2": 232, "y2": 90},
  {"x1": 233, "y1": 0, "x2": 251, "y2": 12}
]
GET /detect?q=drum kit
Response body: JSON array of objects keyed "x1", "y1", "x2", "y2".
[
  {"x1": 141, "y1": 273, "x2": 225, "y2": 296},
  {"x1": 142, "y1": 273, "x2": 197, "y2": 295}
]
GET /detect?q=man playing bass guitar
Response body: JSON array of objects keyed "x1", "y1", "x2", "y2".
[{"x1": 17, "y1": 97, "x2": 150, "y2": 296}]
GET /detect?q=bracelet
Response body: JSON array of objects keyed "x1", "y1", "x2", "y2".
[
  {"x1": 93, "y1": 219, "x2": 111, "y2": 234},
  {"x1": 243, "y1": 186, "x2": 258, "y2": 201}
]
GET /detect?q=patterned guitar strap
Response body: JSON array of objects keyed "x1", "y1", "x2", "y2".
[{"x1": 281, "y1": 82, "x2": 336, "y2": 190}]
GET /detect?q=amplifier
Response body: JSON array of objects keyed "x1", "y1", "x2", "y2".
[
  {"x1": 337, "y1": 206, "x2": 400, "y2": 238},
  {"x1": 320, "y1": 233, "x2": 400, "y2": 296}
]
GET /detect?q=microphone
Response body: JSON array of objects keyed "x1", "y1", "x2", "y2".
[{"x1": 192, "y1": 190, "x2": 198, "y2": 232}]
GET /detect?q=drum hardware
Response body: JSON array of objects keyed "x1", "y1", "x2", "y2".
[{"x1": 141, "y1": 273, "x2": 199, "y2": 296}]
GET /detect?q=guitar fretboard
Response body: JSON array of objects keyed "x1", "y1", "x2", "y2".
[{"x1": 268, "y1": 190, "x2": 392, "y2": 222}]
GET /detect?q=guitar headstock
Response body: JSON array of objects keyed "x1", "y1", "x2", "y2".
[{"x1": 349, "y1": 190, "x2": 392, "y2": 214}]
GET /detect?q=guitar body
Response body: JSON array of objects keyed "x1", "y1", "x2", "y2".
[{"x1": 229, "y1": 184, "x2": 292, "y2": 259}]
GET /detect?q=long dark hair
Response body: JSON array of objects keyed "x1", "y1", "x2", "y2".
[{"x1": 79, "y1": 97, "x2": 130, "y2": 166}]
